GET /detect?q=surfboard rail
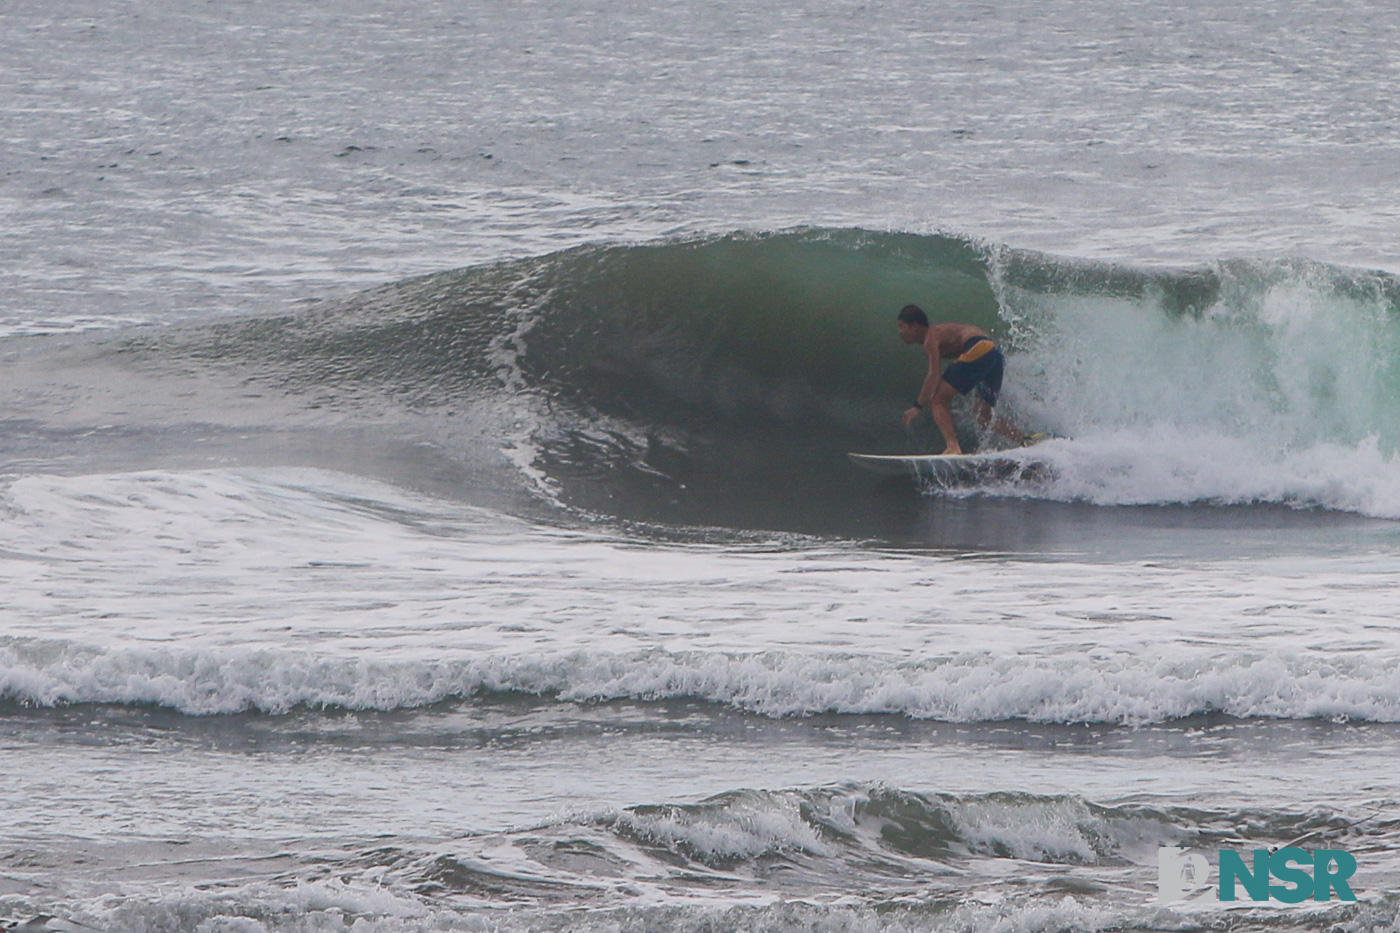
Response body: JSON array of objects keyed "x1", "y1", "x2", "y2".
[{"x1": 847, "y1": 451, "x2": 1051, "y2": 484}]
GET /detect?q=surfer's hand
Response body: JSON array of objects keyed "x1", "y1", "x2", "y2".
[{"x1": 902, "y1": 406, "x2": 922, "y2": 428}]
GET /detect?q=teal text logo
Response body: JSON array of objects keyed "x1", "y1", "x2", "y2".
[{"x1": 1157, "y1": 846, "x2": 1358, "y2": 904}]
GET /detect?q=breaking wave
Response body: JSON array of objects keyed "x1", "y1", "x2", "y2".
[
  {"x1": 7, "y1": 640, "x2": 1400, "y2": 723},
  {"x1": 120, "y1": 228, "x2": 1400, "y2": 528},
  {"x1": 11, "y1": 784, "x2": 1391, "y2": 928}
]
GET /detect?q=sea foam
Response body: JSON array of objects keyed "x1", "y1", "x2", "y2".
[
  {"x1": 2, "y1": 469, "x2": 1399, "y2": 723},
  {"x1": 6, "y1": 640, "x2": 1400, "y2": 724}
]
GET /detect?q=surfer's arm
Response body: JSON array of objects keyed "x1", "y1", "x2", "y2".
[
  {"x1": 902, "y1": 342, "x2": 944, "y2": 427},
  {"x1": 915, "y1": 336, "x2": 946, "y2": 406}
]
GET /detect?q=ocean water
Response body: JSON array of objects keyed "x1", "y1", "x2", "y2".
[{"x1": 3, "y1": 1, "x2": 1400, "y2": 932}]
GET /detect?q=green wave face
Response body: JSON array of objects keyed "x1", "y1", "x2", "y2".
[
  {"x1": 511, "y1": 228, "x2": 1003, "y2": 426},
  {"x1": 167, "y1": 228, "x2": 1400, "y2": 531},
  {"x1": 491, "y1": 229, "x2": 1016, "y2": 528}
]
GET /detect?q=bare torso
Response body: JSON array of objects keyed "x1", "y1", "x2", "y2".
[
  {"x1": 899, "y1": 317, "x2": 1019, "y2": 453},
  {"x1": 924, "y1": 322, "x2": 990, "y2": 360}
]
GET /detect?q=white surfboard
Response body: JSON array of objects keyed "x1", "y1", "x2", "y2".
[{"x1": 847, "y1": 451, "x2": 1051, "y2": 484}]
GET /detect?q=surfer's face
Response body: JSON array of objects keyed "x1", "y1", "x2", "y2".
[{"x1": 897, "y1": 321, "x2": 922, "y2": 344}]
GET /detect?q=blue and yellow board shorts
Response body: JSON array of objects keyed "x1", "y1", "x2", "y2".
[{"x1": 941, "y1": 336, "x2": 1004, "y2": 406}]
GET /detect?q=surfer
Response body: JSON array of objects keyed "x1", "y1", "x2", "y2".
[{"x1": 897, "y1": 304, "x2": 1024, "y2": 454}]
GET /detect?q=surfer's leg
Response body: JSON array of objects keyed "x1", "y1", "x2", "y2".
[
  {"x1": 931, "y1": 380, "x2": 962, "y2": 454},
  {"x1": 974, "y1": 397, "x2": 1025, "y2": 445},
  {"x1": 970, "y1": 356, "x2": 1023, "y2": 444}
]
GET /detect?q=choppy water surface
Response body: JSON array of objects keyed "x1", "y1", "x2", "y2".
[
  {"x1": 3, "y1": 1, "x2": 1400, "y2": 932},
  {"x1": 4, "y1": 0, "x2": 1399, "y2": 326}
]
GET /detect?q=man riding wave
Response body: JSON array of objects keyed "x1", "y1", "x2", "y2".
[{"x1": 897, "y1": 304, "x2": 1024, "y2": 455}]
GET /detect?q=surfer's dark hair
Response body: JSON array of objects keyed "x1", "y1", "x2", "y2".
[{"x1": 898, "y1": 304, "x2": 929, "y2": 327}]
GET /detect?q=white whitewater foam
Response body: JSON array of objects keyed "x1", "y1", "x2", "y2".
[
  {"x1": 943, "y1": 797, "x2": 1112, "y2": 865},
  {"x1": 1, "y1": 468, "x2": 1399, "y2": 722},
  {"x1": 990, "y1": 258, "x2": 1400, "y2": 516},
  {"x1": 613, "y1": 792, "x2": 836, "y2": 861},
  {"x1": 989, "y1": 432, "x2": 1400, "y2": 517},
  {"x1": 9, "y1": 641, "x2": 1400, "y2": 723}
]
